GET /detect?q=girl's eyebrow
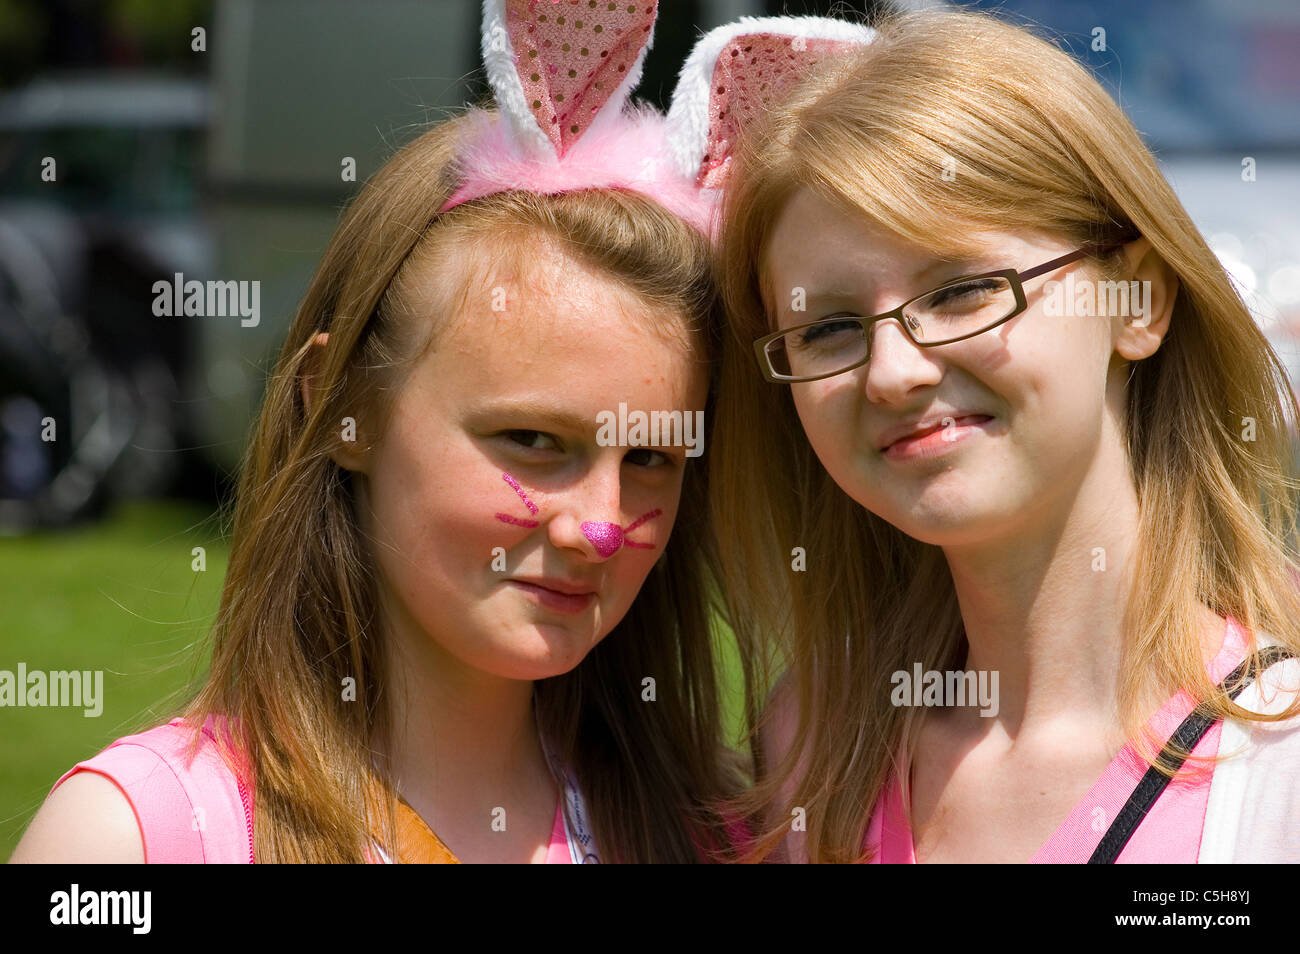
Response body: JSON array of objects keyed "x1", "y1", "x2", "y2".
[
  {"x1": 798, "y1": 257, "x2": 1007, "y2": 308},
  {"x1": 466, "y1": 399, "x2": 594, "y2": 433}
]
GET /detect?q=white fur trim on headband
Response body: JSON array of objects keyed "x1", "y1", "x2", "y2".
[{"x1": 480, "y1": 0, "x2": 551, "y2": 158}]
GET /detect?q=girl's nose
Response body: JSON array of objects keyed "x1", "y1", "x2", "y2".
[
  {"x1": 863, "y1": 317, "x2": 943, "y2": 405},
  {"x1": 581, "y1": 521, "x2": 623, "y2": 557}
]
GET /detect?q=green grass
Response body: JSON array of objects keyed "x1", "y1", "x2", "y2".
[{"x1": 0, "y1": 500, "x2": 228, "y2": 860}]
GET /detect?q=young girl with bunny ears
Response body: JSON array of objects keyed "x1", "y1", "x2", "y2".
[
  {"x1": 11, "y1": 0, "x2": 759, "y2": 864},
  {"x1": 703, "y1": 8, "x2": 1300, "y2": 863}
]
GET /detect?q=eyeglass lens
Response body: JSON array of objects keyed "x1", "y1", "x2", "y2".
[{"x1": 766, "y1": 275, "x2": 1018, "y2": 379}]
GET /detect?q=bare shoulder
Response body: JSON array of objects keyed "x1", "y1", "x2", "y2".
[{"x1": 9, "y1": 770, "x2": 146, "y2": 864}]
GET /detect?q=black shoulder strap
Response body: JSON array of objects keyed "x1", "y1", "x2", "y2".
[{"x1": 1088, "y1": 644, "x2": 1296, "y2": 864}]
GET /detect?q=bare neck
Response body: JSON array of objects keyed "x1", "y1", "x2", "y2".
[
  {"x1": 940, "y1": 438, "x2": 1143, "y2": 740},
  {"x1": 370, "y1": 594, "x2": 557, "y2": 836}
]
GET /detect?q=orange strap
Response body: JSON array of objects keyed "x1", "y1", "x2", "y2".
[{"x1": 392, "y1": 796, "x2": 461, "y2": 864}]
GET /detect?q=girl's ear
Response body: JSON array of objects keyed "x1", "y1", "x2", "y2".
[
  {"x1": 299, "y1": 332, "x2": 369, "y2": 474},
  {"x1": 1113, "y1": 236, "x2": 1180, "y2": 361}
]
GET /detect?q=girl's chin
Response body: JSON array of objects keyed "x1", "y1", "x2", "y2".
[
  {"x1": 485, "y1": 627, "x2": 604, "y2": 680},
  {"x1": 858, "y1": 490, "x2": 1011, "y2": 545},
  {"x1": 894, "y1": 505, "x2": 1028, "y2": 548},
  {"x1": 465, "y1": 654, "x2": 588, "y2": 684}
]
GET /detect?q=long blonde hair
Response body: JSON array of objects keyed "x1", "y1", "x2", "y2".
[
  {"x1": 711, "y1": 8, "x2": 1300, "y2": 863},
  {"x1": 178, "y1": 107, "x2": 743, "y2": 862}
]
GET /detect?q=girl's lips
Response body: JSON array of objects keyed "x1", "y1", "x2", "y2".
[
  {"x1": 506, "y1": 580, "x2": 595, "y2": 614},
  {"x1": 882, "y1": 414, "x2": 995, "y2": 461}
]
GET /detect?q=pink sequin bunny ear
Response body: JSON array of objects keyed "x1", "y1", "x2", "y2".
[
  {"x1": 442, "y1": 1, "x2": 713, "y2": 234},
  {"x1": 665, "y1": 16, "x2": 876, "y2": 191},
  {"x1": 482, "y1": 0, "x2": 659, "y2": 160}
]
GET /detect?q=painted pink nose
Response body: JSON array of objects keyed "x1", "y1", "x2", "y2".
[{"x1": 580, "y1": 521, "x2": 623, "y2": 557}]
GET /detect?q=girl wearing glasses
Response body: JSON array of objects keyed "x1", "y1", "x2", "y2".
[{"x1": 711, "y1": 9, "x2": 1300, "y2": 863}]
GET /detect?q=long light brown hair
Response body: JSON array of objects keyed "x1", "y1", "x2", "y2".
[
  {"x1": 177, "y1": 107, "x2": 744, "y2": 862},
  {"x1": 711, "y1": 8, "x2": 1300, "y2": 863}
]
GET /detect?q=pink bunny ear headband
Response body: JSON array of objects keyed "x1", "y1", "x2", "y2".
[{"x1": 440, "y1": 1, "x2": 876, "y2": 239}]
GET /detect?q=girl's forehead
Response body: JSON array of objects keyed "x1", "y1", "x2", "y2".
[
  {"x1": 468, "y1": 237, "x2": 693, "y2": 327},
  {"x1": 412, "y1": 283, "x2": 706, "y2": 418},
  {"x1": 761, "y1": 194, "x2": 1042, "y2": 276},
  {"x1": 437, "y1": 231, "x2": 617, "y2": 306},
  {"x1": 426, "y1": 271, "x2": 690, "y2": 363}
]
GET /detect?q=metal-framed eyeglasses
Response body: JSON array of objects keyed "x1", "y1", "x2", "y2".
[{"x1": 753, "y1": 242, "x2": 1126, "y2": 383}]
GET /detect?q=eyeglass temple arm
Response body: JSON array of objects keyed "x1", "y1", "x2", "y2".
[
  {"x1": 1015, "y1": 247, "x2": 1090, "y2": 283},
  {"x1": 1017, "y1": 236, "x2": 1138, "y2": 283}
]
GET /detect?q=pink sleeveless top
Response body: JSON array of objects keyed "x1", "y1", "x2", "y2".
[
  {"x1": 865, "y1": 616, "x2": 1254, "y2": 863},
  {"x1": 50, "y1": 715, "x2": 575, "y2": 864}
]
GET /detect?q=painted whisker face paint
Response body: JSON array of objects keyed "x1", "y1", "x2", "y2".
[
  {"x1": 501, "y1": 472, "x2": 538, "y2": 513},
  {"x1": 621, "y1": 508, "x2": 662, "y2": 550},
  {"x1": 493, "y1": 470, "x2": 663, "y2": 556},
  {"x1": 496, "y1": 513, "x2": 539, "y2": 528},
  {"x1": 495, "y1": 472, "x2": 540, "y2": 528}
]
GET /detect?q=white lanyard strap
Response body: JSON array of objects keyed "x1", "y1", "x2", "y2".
[
  {"x1": 534, "y1": 691, "x2": 599, "y2": 863},
  {"x1": 561, "y1": 773, "x2": 600, "y2": 864}
]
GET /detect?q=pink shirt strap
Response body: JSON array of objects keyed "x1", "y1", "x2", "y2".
[
  {"x1": 1032, "y1": 616, "x2": 1247, "y2": 863},
  {"x1": 50, "y1": 716, "x2": 252, "y2": 864},
  {"x1": 544, "y1": 799, "x2": 572, "y2": 864}
]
